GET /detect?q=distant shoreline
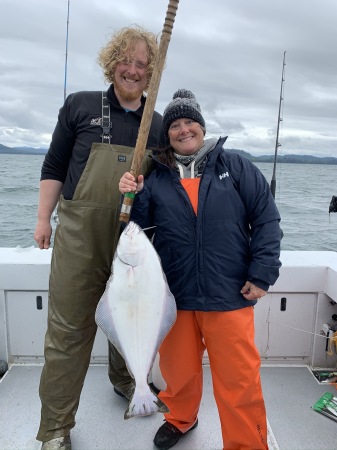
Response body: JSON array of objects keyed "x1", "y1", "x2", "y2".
[{"x1": 1, "y1": 144, "x2": 337, "y2": 165}]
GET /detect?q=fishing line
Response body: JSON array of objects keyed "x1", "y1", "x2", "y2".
[
  {"x1": 266, "y1": 319, "x2": 327, "y2": 338},
  {"x1": 261, "y1": 291, "x2": 330, "y2": 355},
  {"x1": 265, "y1": 293, "x2": 327, "y2": 339},
  {"x1": 141, "y1": 225, "x2": 157, "y2": 231},
  {"x1": 266, "y1": 317, "x2": 337, "y2": 357}
]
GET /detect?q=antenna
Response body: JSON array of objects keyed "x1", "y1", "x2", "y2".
[
  {"x1": 270, "y1": 51, "x2": 286, "y2": 199},
  {"x1": 64, "y1": 0, "x2": 70, "y2": 102}
]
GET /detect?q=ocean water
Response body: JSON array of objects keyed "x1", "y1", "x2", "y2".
[{"x1": 0, "y1": 154, "x2": 336, "y2": 250}]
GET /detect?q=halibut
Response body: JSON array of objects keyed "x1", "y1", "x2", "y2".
[{"x1": 95, "y1": 221, "x2": 177, "y2": 419}]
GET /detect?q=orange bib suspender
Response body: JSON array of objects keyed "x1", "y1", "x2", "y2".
[{"x1": 180, "y1": 178, "x2": 200, "y2": 215}]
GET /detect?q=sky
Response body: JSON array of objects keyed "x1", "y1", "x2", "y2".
[{"x1": 1, "y1": 0, "x2": 336, "y2": 157}]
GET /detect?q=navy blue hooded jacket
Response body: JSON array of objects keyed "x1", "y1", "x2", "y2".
[{"x1": 130, "y1": 137, "x2": 282, "y2": 312}]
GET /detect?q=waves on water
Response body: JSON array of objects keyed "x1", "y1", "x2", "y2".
[{"x1": 0, "y1": 154, "x2": 336, "y2": 251}]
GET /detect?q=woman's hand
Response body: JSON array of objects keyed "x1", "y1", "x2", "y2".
[
  {"x1": 240, "y1": 281, "x2": 267, "y2": 301},
  {"x1": 119, "y1": 172, "x2": 144, "y2": 194}
]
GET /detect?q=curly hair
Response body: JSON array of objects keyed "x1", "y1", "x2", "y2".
[{"x1": 97, "y1": 25, "x2": 159, "y2": 90}]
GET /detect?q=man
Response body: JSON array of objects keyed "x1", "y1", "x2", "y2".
[{"x1": 34, "y1": 26, "x2": 165, "y2": 450}]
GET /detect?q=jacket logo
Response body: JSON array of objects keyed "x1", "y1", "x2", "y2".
[
  {"x1": 118, "y1": 155, "x2": 127, "y2": 162},
  {"x1": 90, "y1": 117, "x2": 103, "y2": 126},
  {"x1": 219, "y1": 172, "x2": 229, "y2": 180}
]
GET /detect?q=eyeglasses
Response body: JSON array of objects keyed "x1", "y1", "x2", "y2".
[{"x1": 120, "y1": 57, "x2": 148, "y2": 70}]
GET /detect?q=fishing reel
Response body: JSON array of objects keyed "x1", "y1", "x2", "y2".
[{"x1": 322, "y1": 316, "x2": 337, "y2": 356}]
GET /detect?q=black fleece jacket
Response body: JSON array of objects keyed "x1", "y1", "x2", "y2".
[{"x1": 41, "y1": 85, "x2": 165, "y2": 200}]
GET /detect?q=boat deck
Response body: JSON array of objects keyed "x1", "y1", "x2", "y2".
[{"x1": 1, "y1": 364, "x2": 336, "y2": 450}]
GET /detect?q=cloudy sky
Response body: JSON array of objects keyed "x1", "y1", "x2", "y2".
[{"x1": 1, "y1": 0, "x2": 336, "y2": 156}]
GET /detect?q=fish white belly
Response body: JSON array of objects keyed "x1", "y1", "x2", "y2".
[{"x1": 95, "y1": 222, "x2": 177, "y2": 418}]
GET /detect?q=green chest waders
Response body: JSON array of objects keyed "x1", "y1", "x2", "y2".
[{"x1": 37, "y1": 93, "x2": 153, "y2": 441}]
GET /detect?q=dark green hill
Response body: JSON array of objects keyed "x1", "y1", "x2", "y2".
[
  {"x1": 225, "y1": 148, "x2": 337, "y2": 165},
  {"x1": 1, "y1": 143, "x2": 336, "y2": 164},
  {"x1": 0, "y1": 144, "x2": 47, "y2": 155}
]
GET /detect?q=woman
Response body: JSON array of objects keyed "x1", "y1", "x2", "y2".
[{"x1": 119, "y1": 89, "x2": 282, "y2": 450}]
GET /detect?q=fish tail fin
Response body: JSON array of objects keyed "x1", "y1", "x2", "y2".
[{"x1": 124, "y1": 384, "x2": 169, "y2": 419}]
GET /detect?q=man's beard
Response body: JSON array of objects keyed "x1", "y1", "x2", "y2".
[{"x1": 113, "y1": 77, "x2": 144, "y2": 102}]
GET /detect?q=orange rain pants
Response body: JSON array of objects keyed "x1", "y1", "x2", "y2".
[{"x1": 158, "y1": 308, "x2": 268, "y2": 450}]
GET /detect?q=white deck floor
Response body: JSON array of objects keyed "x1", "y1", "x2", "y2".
[{"x1": 1, "y1": 365, "x2": 336, "y2": 450}]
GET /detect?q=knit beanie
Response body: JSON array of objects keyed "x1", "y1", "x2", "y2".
[{"x1": 162, "y1": 89, "x2": 206, "y2": 136}]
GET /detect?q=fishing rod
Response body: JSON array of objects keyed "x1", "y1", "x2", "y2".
[
  {"x1": 53, "y1": 0, "x2": 70, "y2": 226},
  {"x1": 270, "y1": 51, "x2": 286, "y2": 199},
  {"x1": 64, "y1": 0, "x2": 70, "y2": 102}
]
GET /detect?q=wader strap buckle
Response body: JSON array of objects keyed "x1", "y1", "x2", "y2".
[{"x1": 101, "y1": 91, "x2": 112, "y2": 143}]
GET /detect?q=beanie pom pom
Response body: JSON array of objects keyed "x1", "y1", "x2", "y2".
[{"x1": 172, "y1": 89, "x2": 195, "y2": 101}]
